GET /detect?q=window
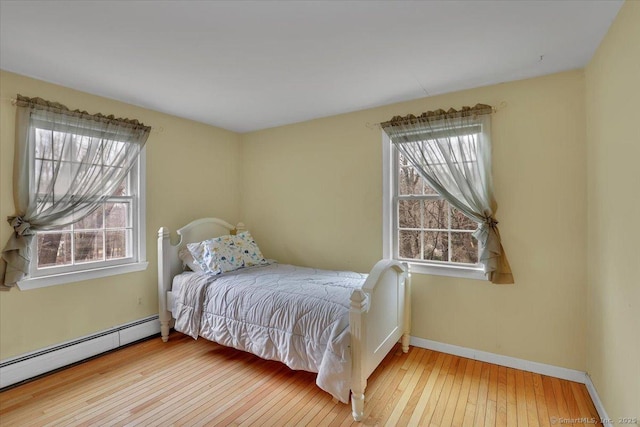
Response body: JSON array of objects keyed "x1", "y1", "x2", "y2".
[
  {"x1": 383, "y1": 127, "x2": 485, "y2": 280},
  {"x1": 19, "y1": 121, "x2": 147, "y2": 289}
]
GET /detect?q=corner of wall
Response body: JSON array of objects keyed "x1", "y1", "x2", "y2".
[{"x1": 584, "y1": 0, "x2": 640, "y2": 420}]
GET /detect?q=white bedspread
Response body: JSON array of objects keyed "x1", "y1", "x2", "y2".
[{"x1": 172, "y1": 263, "x2": 367, "y2": 403}]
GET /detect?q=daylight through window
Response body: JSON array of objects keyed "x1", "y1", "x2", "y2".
[
  {"x1": 396, "y1": 152, "x2": 480, "y2": 266},
  {"x1": 383, "y1": 122, "x2": 486, "y2": 279},
  {"x1": 30, "y1": 126, "x2": 143, "y2": 279},
  {"x1": 32, "y1": 128, "x2": 137, "y2": 276}
]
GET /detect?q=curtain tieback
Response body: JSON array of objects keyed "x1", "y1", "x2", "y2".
[
  {"x1": 483, "y1": 216, "x2": 499, "y2": 229},
  {"x1": 8, "y1": 216, "x2": 33, "y2": 236}
]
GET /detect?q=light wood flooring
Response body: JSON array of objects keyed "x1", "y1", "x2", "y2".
[{"x1": 0, "y1": 332, "x2": 601, "y2": 426}]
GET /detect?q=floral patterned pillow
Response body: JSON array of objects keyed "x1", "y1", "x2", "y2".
[
  {"x1": 233, "y1": 231, "x2": 268, "y2": 267},
  {"x1": 187, "y1": 235, "x2": 244, "y2": 275}
]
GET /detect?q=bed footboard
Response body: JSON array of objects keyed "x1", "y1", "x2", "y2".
[{"x1": 350, "y1": 260, "x2": 410, "y2": 421}]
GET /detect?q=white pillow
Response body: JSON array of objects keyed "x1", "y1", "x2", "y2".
[{"x1": 178, "y1": 246, "x2": 203, "y2": 272}]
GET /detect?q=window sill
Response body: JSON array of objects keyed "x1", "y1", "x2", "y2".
[
  {"x1": 404, "y1": 261, "x2": 487, "y2": 281},
  {"x1": 17, "y1": 262, "x2": 149, "y2": 290}
]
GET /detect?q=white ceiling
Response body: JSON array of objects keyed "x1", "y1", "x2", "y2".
[{"x1": 0, "y1": 1, "x2": 623, "y2": 133}]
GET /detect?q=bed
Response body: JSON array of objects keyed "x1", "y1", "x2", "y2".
[{"x1": 157, "y1": 218, "x2": 411, "y2": 421}]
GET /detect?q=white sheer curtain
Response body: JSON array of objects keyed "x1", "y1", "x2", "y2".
[
  {"x1": 1, "y1": 95, "x2": 150, "y2": 289},
  {"x1": 382, "y1": 105, "x2": 513, "y2": 284}
]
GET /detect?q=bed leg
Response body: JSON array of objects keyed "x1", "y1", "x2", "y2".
[
  {"x1": 160, "y1": 320, "x2": 171, "y2": 342},
  {"x1": 351, "y1": 392, "x2": 365, "y2": 421},
  {"x1": 401, "y1": 333, "x2": 410, "y2": 353}
]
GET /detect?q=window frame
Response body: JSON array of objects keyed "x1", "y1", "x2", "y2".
[
  {"x1": 17, "y1": 125, "x2": 147, "y2": 291},
  {"x1": 382, "y1": 131, "x2": 486, "y2": 281}
]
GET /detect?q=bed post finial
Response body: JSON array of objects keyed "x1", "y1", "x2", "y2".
[{"x1": 158, "y1": 227, "x2": 170, "y2": 239}]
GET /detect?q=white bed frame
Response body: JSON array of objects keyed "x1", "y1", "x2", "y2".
[{"x1": 157, "y1": 218, "x2": 411, "y2": 421}]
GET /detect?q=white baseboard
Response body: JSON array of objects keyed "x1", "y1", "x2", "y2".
[
  {"x1": 583, "y1": 373, "x2": 610, "y2": 423},
  {"x1": 409, "y1": 336, "x2": 608, "y2": 420},
  {"x1": 0, "y1": 325, "x2": 610, "y2": 421},
  {"x1": 0, "y1": 315, "x2": 160, "y2": 389}
]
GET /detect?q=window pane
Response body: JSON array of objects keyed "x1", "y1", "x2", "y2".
[
  {"x1": 398, "y1": 200, "x2": 421, "y2": 228},
  {"x1": 103, "y1": 166, "x2": 125, "y2": 193},
  {"x1": 450, "y1": 232, "x2": 478, "y2": 264},
  {"x1": 112, "y1": 177, "x2": 129, "y2": 196},
  {"x1": 76, "y1": 206, "x2": 104, "y2": 230},
  {"x1": 398, "y1": 230, "x2": 421, "y2": 260},
  {"x1": 106, "y1": 230, "x2": 129, "y2": 260},
  {"x1": 36, "y1": 129, "x2": 69, "y2": 160},
  {"x1": 35, "y1": 130, "x2": 53, "y2": 159},
  {"x1": 105, "y1": 202, "x2": 129, "y2": 228},
  {"x1": 52, "y1": 161, "x2": 75, "y2": 196},
  {"x1": 104, "y1": 140, "x2": 127, "y2": 165},
  {"x1": 74, "y1": 231, "x2": 104, "y2": 263},
  {"x1": 423, "y1": 181, "x2": 438, "y2": 195},
  {"x1": 74, "y1": 163, "x2": 102, "y2": 192},
  {"x1": 424, "y1": 231, "x2": 448, "y2": 262},
  {"x1": 457, "y1": 134, "x2": 478, "y2": 162},
  {"x1": 34, "y1": 160, "x2": 55, "y2": 194},
  {"x1": 53, "y1": 132, "x2": 73, "y2": 160},
  {"x1": 37, "y1": 233, "x2": 71, "y2": 268},
  {"x1": 399, "y1": 163, "x2": 440, "y2": 196},
  {"x1": 451, "y1": 207, "x2": 477, "y2": 230},
  {"x1": 398, "y1": 167, "x2": 423, "y2": 195},
  {"x1": 72, "y1": 135, "x2": 94, "y2": 162},
  {"x1": 424, "y1": 199, "x2": 448, "y2": 229}
]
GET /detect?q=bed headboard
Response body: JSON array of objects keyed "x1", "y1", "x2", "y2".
[{"x1": 157, "y1": 218, "x2": 245, "y2": 340}]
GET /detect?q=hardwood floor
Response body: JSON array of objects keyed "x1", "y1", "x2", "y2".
[{"x1": 0, "y1": 332, "x2": 601, "y2": 426}]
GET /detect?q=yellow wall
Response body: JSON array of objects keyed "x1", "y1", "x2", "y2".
[
  {"x1": 242, "y1": 70, "x2": 588, "y2": 371},
  {"x1": 0, "y1": 71, "x2": 242, "y2": 359},
  {"x1": 585, "y1": 0, "x2": 640, "y2": 419}
]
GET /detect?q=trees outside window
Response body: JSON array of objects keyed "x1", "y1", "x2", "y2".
[
  {"x1": 32, "y1": 128, "x2": 140, "y2": 275},
  {"x1": 396, "y1": 155, "x2": 479, "y2": 266}
]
